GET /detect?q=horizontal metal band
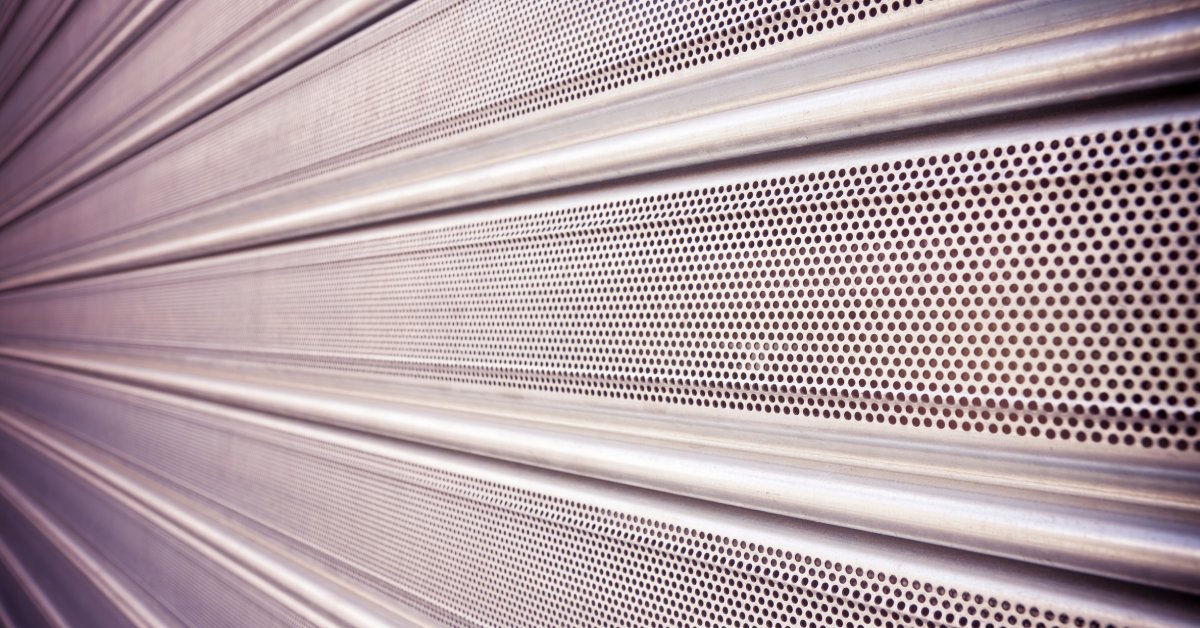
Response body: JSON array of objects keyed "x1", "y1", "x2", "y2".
[
  {"x1": 2, "y1": 348, "x2": 1196, "y2": 597},
  {"x1": 1, "y1": 361, "x2": 1197, "y2": 626},
  {"x1": 0, "y1": 0, "x2": 74, "y2": 106},
  {"x1": 0, "y1": 531, "x2": 68, "y2": 628},
  {"x1": 0, "y1": 405, "x2": 428, "y2": 628},
  {"x1": 1, "y1": 0, "x2": 1196, "y2": 623},
  {"x1": 2, "y1": 1, "x2": 1196, "y2": 291},
  {"x1": 0, "y1": 98, "x2": 1194, "y2": 463},
  {"x1": 0, "y1": 2, "x2": 18, "y2": 54},
  {"x1": 0, "y1": 476, "x2": 171, "y2": 628},
  {"x1": 0, "y1": 0, "x2": 177, "y2": 168},
  {"x1": 0, "y1": 0, "x2": 412, "y2": 230}
]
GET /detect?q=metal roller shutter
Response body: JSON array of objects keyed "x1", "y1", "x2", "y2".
[{"x1": 0, "y1": 1, "x2": 1197, "y2": 626}]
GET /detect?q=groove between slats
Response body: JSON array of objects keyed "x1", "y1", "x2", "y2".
[
  {"x1": 0, "y1": 0, "x2": 1197, "y2": 624},
  {"x1": 2, "y1": 378, "x2": 1197, "y2": 626},
  {"x1": 1, "y1": 348, "x2": 1197, "y2": 598},
  {"x1": 7, "y1": 1, "x2": 1197, "y2": 291}
]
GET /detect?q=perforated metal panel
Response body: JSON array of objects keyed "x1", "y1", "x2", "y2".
[
  {"x1": 0, "y1": 1, "x2": 1198, "y2": 626},
  {"x1": 0, "y1": 0, "x2": 940, "y2": 274},
  {"x1": 1, "y1": 105, "x2": 1196, "y2": 458},
  {"x1": 0, "y1": 363, "x2": 1194, "y2": 628}
]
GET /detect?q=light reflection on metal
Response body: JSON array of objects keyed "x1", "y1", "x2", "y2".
[{"x1": 0, "y1": 0, "x2": 1198, "y2": 626}]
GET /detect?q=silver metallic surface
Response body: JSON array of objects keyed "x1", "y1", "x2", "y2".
[
  {"x1": 0, "y1": 0, "x2": 74, "y2": 106},
  {"x1": 0, "y1": 0, "x2": 412, "y2": 230},
  {"x1": 3, "y1": 0, "x2": 1199, "y2": 289},
  {"x1": 0, "y1": 0, "x2": 177, "y2": 168},
  {"x1": 0, "y1": 0, "x2": 1198, "y2": 626}
]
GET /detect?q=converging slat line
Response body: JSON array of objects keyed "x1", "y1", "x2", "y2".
[{"x1": 0, "y1": 0, "x2": 1197, "y2": 625}]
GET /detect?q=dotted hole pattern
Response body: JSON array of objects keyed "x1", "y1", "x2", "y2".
[
  {"x1": 0, "y1": 119, "x2": 1197, "y2": 451},
  {"x1": 0, "y1": 0, "x2": 927, "y2": 275},
  {"x1": 0, "y1": 368, "x2": 1124, "y2": 628}
]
